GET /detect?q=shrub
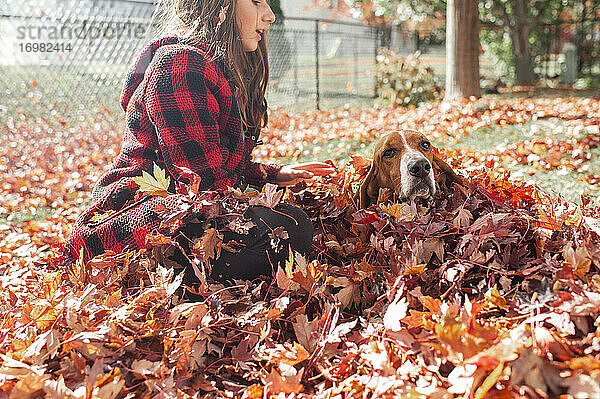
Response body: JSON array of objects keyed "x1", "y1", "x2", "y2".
[{"x1": 374, "y1": 48, "x2": 443, "y2": 107}]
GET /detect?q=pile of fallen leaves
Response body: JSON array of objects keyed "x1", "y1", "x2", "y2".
[
  {"x1": 2, "y1": 147, "x2": 600, "y2": 398},
  {"x1": 2, "y1": 94, "x2": 600, "y2": 397}
]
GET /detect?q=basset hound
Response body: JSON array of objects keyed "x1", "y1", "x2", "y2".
[{"x1": 356, "y1": 130, "x2": 471, "y2": 209}]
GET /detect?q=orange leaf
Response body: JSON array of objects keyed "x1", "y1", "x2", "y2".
[
  {"x1": 265, "y1": 369, "x2": 303, "y2": 395},
  {"x1": 420, "y1": 296, "x2": 442, "y2": 313}
]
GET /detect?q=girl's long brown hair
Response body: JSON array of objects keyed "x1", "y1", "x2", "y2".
[{"x1": 157, "y1": 0, "x2": 269, "y2": 130}]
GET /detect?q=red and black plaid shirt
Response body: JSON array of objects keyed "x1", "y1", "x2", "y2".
[{"x1": 65, "y1": 34, "x2": 281, "y2": 262}]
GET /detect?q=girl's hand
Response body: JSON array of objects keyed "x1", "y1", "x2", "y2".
[{"x1": 274, "y1": 162, "x2": 336, "y2": 187}]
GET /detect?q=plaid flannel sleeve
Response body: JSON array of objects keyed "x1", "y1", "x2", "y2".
[
  {"x1": 242, "y1": 160, "x2": 282, "y2": 187},
  {"x1": 145, "y1": 46, "x2": 237, "y2": 191}
]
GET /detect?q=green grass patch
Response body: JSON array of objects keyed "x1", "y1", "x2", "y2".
[
  {"x1": 454, "y1": 119, "x2": 600, "y2": 202},
  {"x1": 0, "y1": 207, "x2": 60, "y2": 224}
]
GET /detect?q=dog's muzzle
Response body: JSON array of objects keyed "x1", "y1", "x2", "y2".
[{"x1": 400, "y1": 155, "x2": 436, "y2": 201}]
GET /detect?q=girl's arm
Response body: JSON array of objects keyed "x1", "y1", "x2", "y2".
[
  {"x1": 145, "y1": 46, "x2": 240, "y2": 191},
  {"x1": 242, "y1": 159, "x2": 282, "y2": 187}
]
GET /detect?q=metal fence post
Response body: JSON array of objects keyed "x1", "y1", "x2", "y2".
[
  {"x1": 414, "y1": 31, "x2": 420, "y2": 52},
  {"x1": 374, "y1": 25, "x2": 379, "y2": 98},
  {"x1": 354, "y1": 36, "x2": 358, "y2": 93},
  {"x1": 293, "y1": 30, "x2": 298, "y2": 104},
  {"x1": 315, "y1": 19, "x2": 320, "y2": 111},
  {"x1": 544, "y1": 25, "x2": 551, "y2": 79}
]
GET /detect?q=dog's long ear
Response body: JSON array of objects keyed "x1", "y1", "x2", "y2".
[
  {"x1": 356, "y1": 159, "x2": 379, "y2": 209},
  {"x1": 432, "y1": 154, "x2": 474, "y2": 193}
]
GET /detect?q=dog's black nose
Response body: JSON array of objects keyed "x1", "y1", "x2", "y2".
[{"x1": 407, "y1": 159, "x2": 431, "y2": 178}]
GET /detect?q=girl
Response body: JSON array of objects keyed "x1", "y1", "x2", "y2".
[{"x1": 65, "y1": 0, "x2": 334, "y2": 284}]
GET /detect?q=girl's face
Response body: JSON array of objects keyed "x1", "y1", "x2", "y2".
[{"x1": 235, "y1": 0, "x2": 275, "y2": 52}]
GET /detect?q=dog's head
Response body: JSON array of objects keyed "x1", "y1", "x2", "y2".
[{"x1": 357, "y1": 130, "x2": 469, "y2": 209}]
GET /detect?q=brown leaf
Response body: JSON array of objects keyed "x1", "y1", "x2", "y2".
[
  {"x1": 192, "y1": 228, "x2": 223, "y2": 264},
  {"x1": 249, "y1": 183, "x2": 284, "y2": 208},
  {"x1": 264, "y1": 369, "x2": 303, "y2": 395},
  {"x1": 453, "y1": 206, "x2": 473, "y2": 227},
  {"x1": 332, "y1": 277, "x2": 355, "y2": 308},
  {"x1": 131, "y1": 359, "x2": 161, "y2": 377},
  {"x1": 227, "y1": 218, "x2": 256, "y2": 234},
  {"x1": 326, "y1": 319, "x2": 357, "y2": 344},
  {"x1": 269, "y1": 226, "x2": 289, "y2": 252},
  {"x1": 43, "y1": 376, "x2": 76, "y2": 398},
  {"x1": 510, "y1": 348, "x2": 563, "y2": 396},
  {"x1": 293, "y1": 314, "x2": 319, "y2": 353},
  {"x1": 563, "y1": 244, "x2": 592, "y2": 277},
  {"x1": 92, "y1": 367, "x2": 125, "y2": 399},
  {"x1": 145, "y1": 232, "x2": 172, "y2": 246},
  {"x1": 276, "y1": 264, "x2": 300, "y2": 291},
  {"x1": 172, "y1": 164, "x2": 201, "y2": 195}
]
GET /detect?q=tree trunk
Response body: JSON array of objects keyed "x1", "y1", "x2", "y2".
[
  {"x1": 576, "y1": 0, "x2": 587, "y2": 74},
  {"x1": 445, "y1": 0, "x2": 481, "y2": 99},
  {"x1": 509, "y1": 0, "x2": 533, "y2": 85}
]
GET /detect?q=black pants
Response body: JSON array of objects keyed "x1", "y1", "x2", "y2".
[{"x1": 176, "y1": 204, "x2": 313, "y2": 285}]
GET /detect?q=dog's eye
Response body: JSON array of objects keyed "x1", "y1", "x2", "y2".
[
  {"x1": 382, "y1": 148, "x2": 397, "y2": 158},
  {"x1": 419, "y1": 141, "x2": 431, "y2": 151}
]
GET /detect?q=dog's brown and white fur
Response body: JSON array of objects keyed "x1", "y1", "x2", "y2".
[{"x1": 357, "y1": 130, "x2": 470, "y2": 209}]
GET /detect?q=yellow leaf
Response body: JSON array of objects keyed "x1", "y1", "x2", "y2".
[
  {"x1": 276, "y1": 247, "x2": 300, "y2": 291},
  {"x1": 285, "y1": 247, "x2": 294, "y2": 278},
  {"x1": 21, "y1": 301, "x2": 61, "y2": 331},
  {"x1": 308, "y1": 261, "x2": 324, "y2": 282},
  {"x1": 287, "y1": 342, "x2": 310, "y2": 365},
  {"x1": 485, "y1": 285, "x2": 508, "y2": 311},
  {"x1": 474, "y1": 362, "x2": 504, "y2": 399},
  {"x1": 265, "y1": 369, "x2": 303, "y2": 395},
  {"x1": 243, "y1": 385, "x2": 264, "y2": 399},
  {"x1": 132, "y1": 163, "x2": 171, "y2": 196},
  {"x1": 89, "y1": 210, "x2": 116, "y2": 224},
  {"x1": 260, "y1": 320, "x2": 271, "y2": 342},
  {"x1": 404, "y1": 264, "x2": 426, "y2": 275},
  {"x1": 380, "y1": 203, "x2": 405, "y2": 219}
]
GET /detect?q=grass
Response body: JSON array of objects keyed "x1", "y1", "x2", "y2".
[
  {"x1": 453, "y1": 119, "x2": 600, "y2": 201},
  {"x1": 0, "y1": 207, "x2": 59, "y2": 225}
]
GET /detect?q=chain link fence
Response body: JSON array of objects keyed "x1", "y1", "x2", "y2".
[
  {"x1": 0, "y1": 0, "x2": 420, "y2": 116},
  {"x1": 2, "y1": 0, "x2": 599, "y2": 121},
  {"x1": 268, "y1": 18, "x2": 418, "y2": 110},
  {"x1": 1, "y1": 0, "x2": 157, "y2": 114}
]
